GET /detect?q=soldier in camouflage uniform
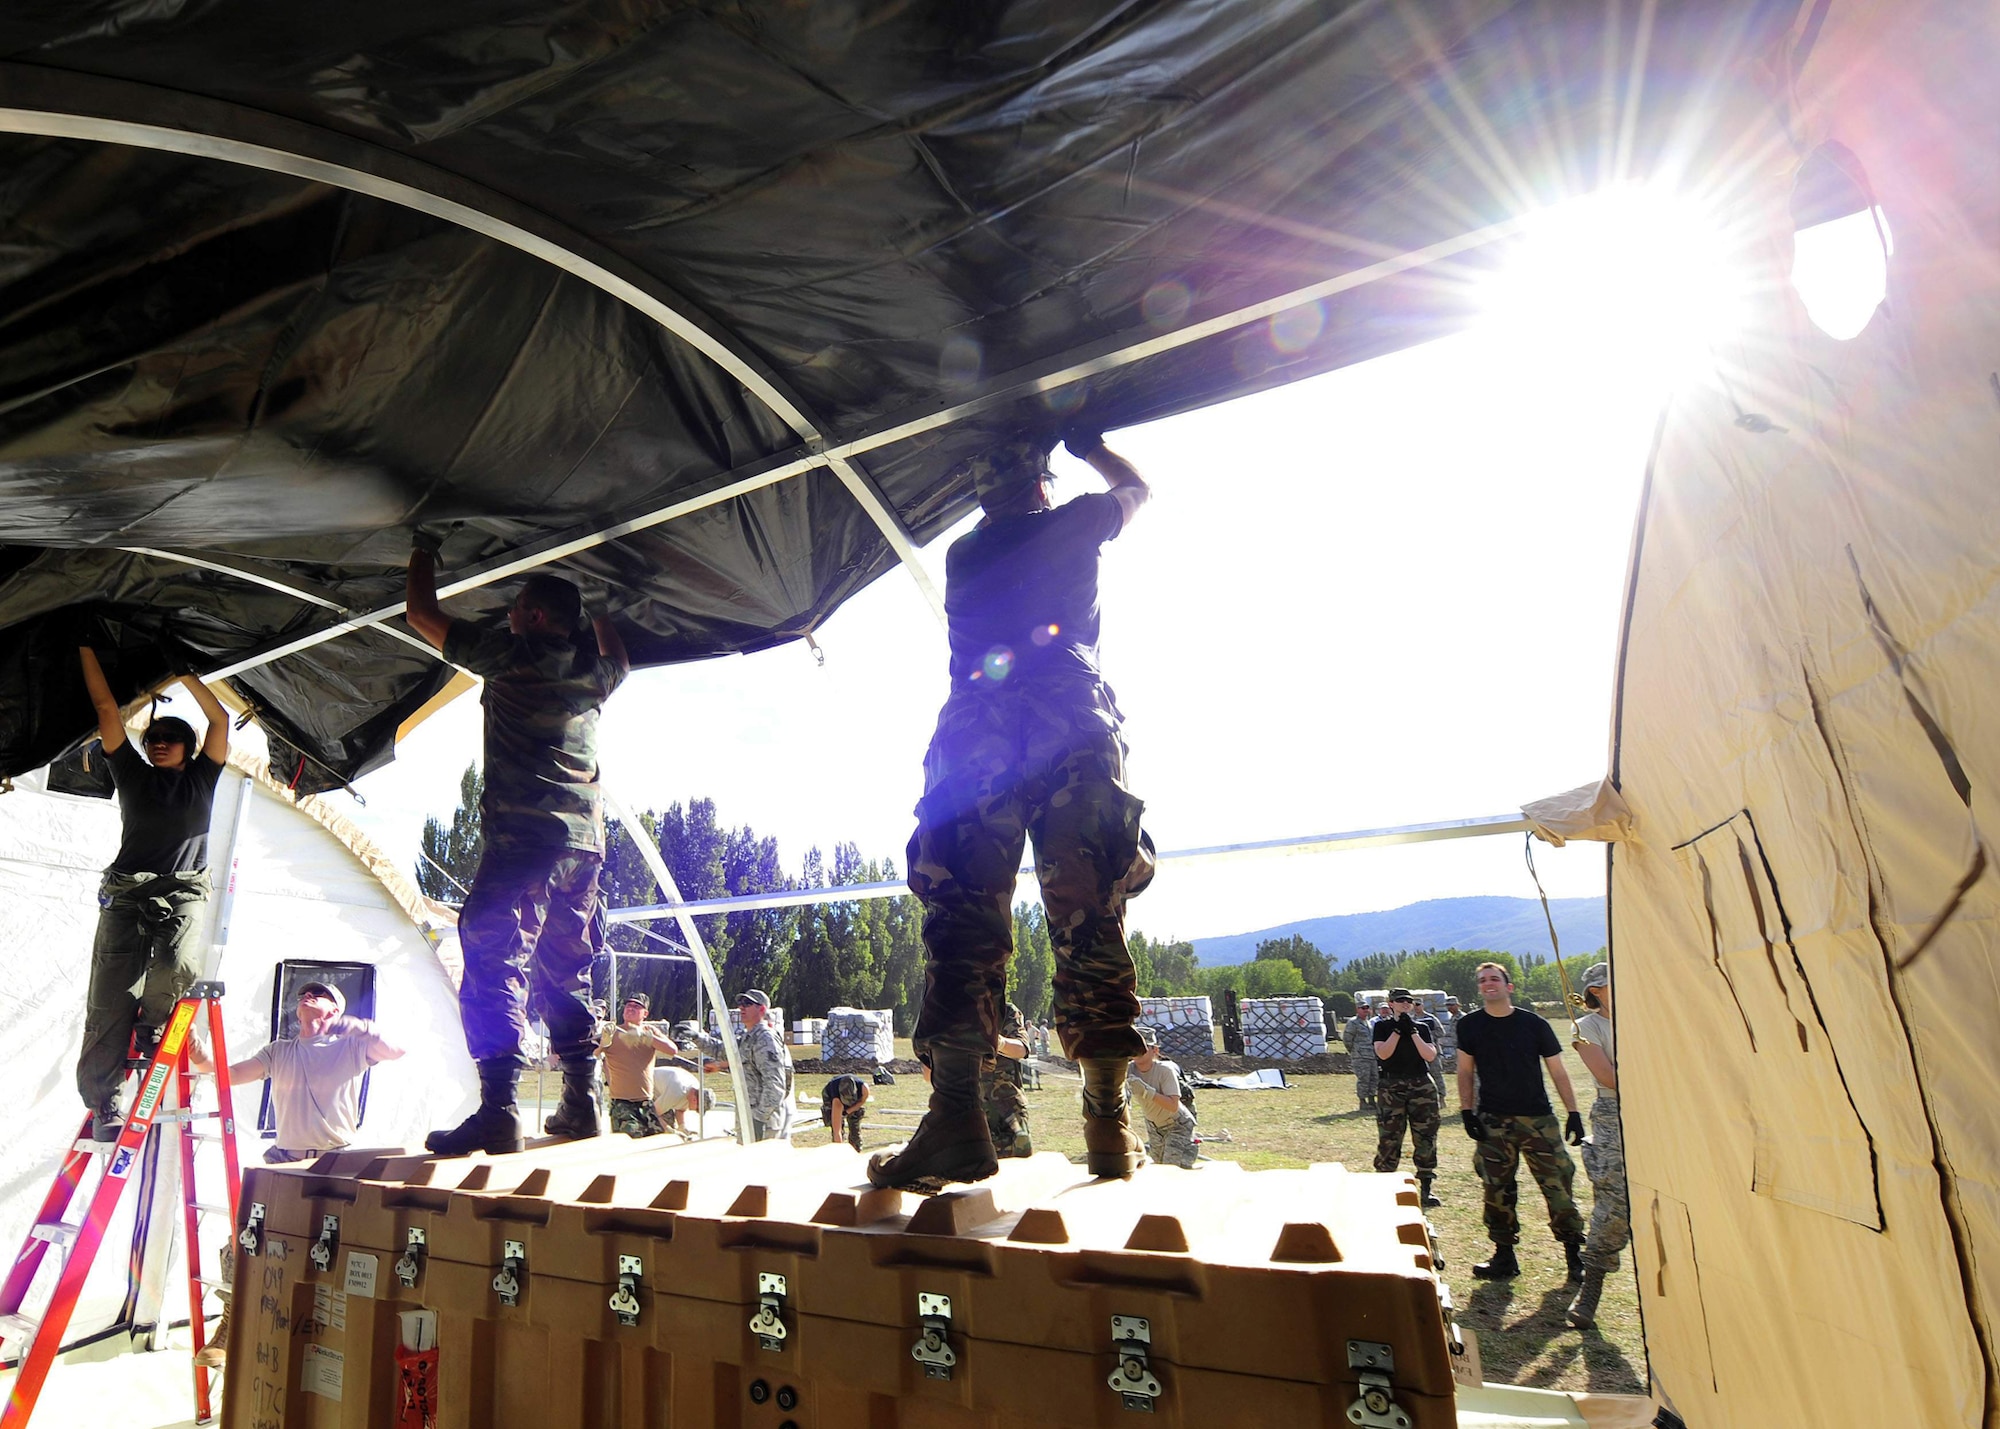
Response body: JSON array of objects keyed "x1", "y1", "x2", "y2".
[
  {"x1": 734, "y1": 990, "x2": 794, "y2": 1142},
  {"x1": 405, "y1": 546, "x2": 629, "y2": 1157},
  {"x1": 1372, "y1": 990, "x2": 1443, "y2": 1206},
  {"x1": 1344, "y1": 1002, "x2": 1379, "y2": 1110},
  {"x1": 979, "y1": 1001, "x2": 1034, "y2": 1156},
  {"x1": 1438, "y1": 999, "x2": 1461, "y2": 1072},
  {"x1": 1129, "y1": 1025, "x2": 1198, "y2": 1168},
  {"x1": 871, "y1": 432, "x2": 1155, "y2": 1191},
  {"x1": 1567, "y1": 963, "x2": 1628, "y2": 1329}
]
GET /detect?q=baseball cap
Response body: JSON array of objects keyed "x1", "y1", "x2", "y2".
[
  {"x1": 1134, "y1": 1024, "x2": 1159, "y2": 1047},
  {"x1": 736, "y1": 989, "x2": 770, "y2": 1008},
  {"x1": 1388, "y1": 987, "x2": 1414, "y2": 1002},
  {"x1": 295, "y1": 981, "x2": 345, "y2": 1014},
  {"x1": 622, "y1": 992, "x2": 650, "y2": 1012},
  {"x1": 1581, "y1": 962, "x2": 1610, "y2": 992},
  {"x1": 965, "y1": 438, "x2": 1053, "y2": 503}
]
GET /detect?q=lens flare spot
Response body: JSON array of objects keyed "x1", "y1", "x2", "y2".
[
  {"x1": 1142, "y1": 279, "x2": 1192, "y2": 329},
  {"x1": 940, "y1": 335, "x2": 983, "y2": 386},
  {"x1": 1269, "y1": 301, "x2": 1325, "y2": 353},
  {"x1": 1029, "y1": 623, "x2": 1060, "y2": 647},
  {"x1": 982, "y1": 646, "x2": 1015, "y2": 681},
  {"x1": 1042, "y1": 382, "x2": 1089, "y2": 415}
]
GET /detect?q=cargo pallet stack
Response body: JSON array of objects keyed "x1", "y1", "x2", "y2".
[
  {"x1": 819, "y1": 1007, "x2": 894, "y2": 1064},
  {"x1": 219, "y1": 1139, "x2": 1463, "y2": 1428},
  {"x1": 1137, "y1": 995, "x2": 1217, "y2": 1062},
  {"x1": 788, "y1": 1018, "x2": 828, "y2": 1047},
  {"x1": 1241, "y1": 996, "x2": 1331, "y2": 1060}
]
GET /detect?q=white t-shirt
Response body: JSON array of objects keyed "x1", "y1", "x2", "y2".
[
  {"x1": 249, "y1": 1028, "x2": 389, "y2": 1152},
  {"x1": 653, "y1": 1066, "x2": 703, "y2": 1112},
  {"x1": 1574, "y1": 1011, "x2": 1616, "y2": 1097}
]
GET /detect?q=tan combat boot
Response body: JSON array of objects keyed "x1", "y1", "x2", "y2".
[
  {"x1": 867, "y1": 1050, "x2": 999, "y2": 1190},
  {"x1": 1079, "y1": 1057, "x2": 1145, "y2": 1178}
]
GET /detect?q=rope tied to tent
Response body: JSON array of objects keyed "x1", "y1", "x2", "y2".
[{"x1": 1524, "y1": 833, "x2": 1585, "y2": 1032}]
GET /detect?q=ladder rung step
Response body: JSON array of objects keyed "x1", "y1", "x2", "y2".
[
  {"x1": 191, "y1": 1203, "x2": 232, "y2": 1216},
  {"x1": 153, "y1": 1109, "x2": 224, "y2": 1124},
  {"x1": 70, "y1": 1139, "x2": 116, "y2": 1155},
  {"x1": 0, "y1": 1312, "x2": 40, "y2": 1342},
  {"x1": 29, "y1": 1221, "x2": 78, "y2": 1246}
]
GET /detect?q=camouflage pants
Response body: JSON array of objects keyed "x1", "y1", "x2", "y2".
[
  {"x1": 1351, "y1": 1040, "x2": 1379, "y2": 1106},
  {"x1": 79, "y1": 869, "x2": 210, "y2": 1108},
  {"x1": 609, "y1": 1098, "x2": 666, "y2": 1138},
  {"x1": 983, "y1": 1074, "x2": 1033, "y2": 1157},
  {"x1": 1374, "y1": 1076, "x2": 1440, "y2": 1173},
  {"x1": 831, "y1": 1108, "x2": 866, "y2": 1150},
  {"x1": 909, "y1": 679, "x2": 1154, "y2": 1061},
  {"x1": 1145, "y1": 1106, "x2": 1198, "y2": 1169},
  {"x1": 458, "y1": 842, "x2": 603, "y2": 1066},
  {"x1": 1473, "y1": 1112, "x2": 1585, "y2": 1246},
  {"x1": 1580, "y1": 1095, "x2": 1631, "y2": 1271}
]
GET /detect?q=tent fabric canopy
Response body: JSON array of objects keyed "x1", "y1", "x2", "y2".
[{"x1": 0, "y1": 0, "x2": 1789, "y2": 790}]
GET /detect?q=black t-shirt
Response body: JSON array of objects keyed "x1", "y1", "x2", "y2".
[
  {"x1": 1373, "y1": 1014, "x2": 1440, "y2": 1079},
  {"x1": 107, "y1": 740, "x2": 224, "y2": 874},
  {"x1": 944, "y1": 493, "x2": 1124, "y2": 684},
  {"x1": 821, "y1": 1075, "x2": 867, "y2": 1123},
  {"x1": 1455, "y1": 1006, "x2": 1562, "y2": 1115}
]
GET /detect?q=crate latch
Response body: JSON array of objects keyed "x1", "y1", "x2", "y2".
[
  {"x1": 236, "y1": 1202, "x2": 265, "y2": 1258},
  {"x1": 308, "y1": 1214, "x2": 339, "y2": 1273},
  {"x1": 910, "y1": 1292, "x2": 956, "y2": 1379},
  {"x1": 610, "y1": 1255, "x2": 644, "y2": 1326},
  {"x1": 395, "y1": 1228, "x2": 427, "y2": 1288},
  {"x1": 1345, "y1": 1340, "x2": 1412, "y2": 1429},
  {"x1": 749, "y1": 1271, "x2": 788, "y2": 1350},
  {"x1": 493, "y1": 1240, "x2": 527, "y2": 1306},
  {"x1": 1106, "y1": 1315, "x2": 1162, "y2": 1412}
]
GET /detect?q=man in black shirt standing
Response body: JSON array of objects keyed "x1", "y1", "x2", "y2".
[
  {"x1": 75, "y1": 647, "x2": 231, "y2": 1139},
  {"x1": 870, "y1": 432, "x2": 1154, "y2": 1191},
  {"x1": 1455, "y1": 960, "x2": 1588, "y2": 1282},
  {"x1": 1373, "y1": 988, "x2": 1444, "y2": 1206}
]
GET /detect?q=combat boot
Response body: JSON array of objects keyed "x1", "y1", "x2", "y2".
[
  {"x1": 1566, "y1": 1268, "x2": 1605, "y2": 1329},
  {"x1": 867, "y1": 1050, "x2": 998, "y2": 1190},
  {"x1": 1417, "y1": 1173, "x2": 1441, "y2": 1208},
  {"x1": 1471, "y1": 1244, "x2": 1519, "y2": 1280},
  {"x1": 1563, "y1": 1238, "x2": 1585, "y2": 1284},
  {"x1": 543, "y1": 1057, "x2": 602, "y2": 1139},
  {"x1": 426, "y1": 1059, "x2": 525, "y2": 1157},
  {"x1": 1080, "y1": 1057, "x2": 1145, "y2": 1178}
]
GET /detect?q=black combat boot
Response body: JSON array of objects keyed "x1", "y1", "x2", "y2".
[
  {"x1": 1566, "y1": 1267, "x2": 1605, "y2": 1329},
  {"x1": 425, "y1": 1059, "x2": 525, "y2": 1157},
  {"x1": 1471, "y1": 1244, "x2": 1520, "y2": 1280},
  {"x1": 1080, "y1": 1057, "x2": 1145, "y2": 1178},
  {"x1": 1563, "y1": 1238, "x2": 1585, "y2": 1284},
  {"x1": 1417, "y1": 1173, "x2": 1441, "y2": 1208},
  {"x1": 867, "y1": 1050, "x2": 999, "y2": 1190},
  {"x1": 543, "y1": 1057, "x2": 602, "y2": 1139}
]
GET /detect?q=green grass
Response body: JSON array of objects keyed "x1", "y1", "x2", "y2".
[{"x1": 812, "y1": 1033, "x2": 1644, "y2": 1397}]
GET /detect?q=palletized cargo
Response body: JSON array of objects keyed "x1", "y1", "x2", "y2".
[
  {"x1": 819, "y1": 1007, "x2": 894, "y2": 1064},
  {"x1": 1137, "y1": 996, "x2": 1215, "y2": 1062},
  {"x1": 1240, "y1": 998, "x2": 1329, "y2": 1060},
  {"x1": 221, "y1": 1137, "x2": 1459, "y2": 1428}
]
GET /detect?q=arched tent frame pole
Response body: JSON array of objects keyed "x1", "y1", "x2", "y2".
[{"x1": 601, "y1": 790, "x2": 754, "y2": 1146}]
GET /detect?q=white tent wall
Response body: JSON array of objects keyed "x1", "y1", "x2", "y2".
[
  {"x1": 1611, "y1": 5, "x2": 2000, "y2": 1426},
  {"x1": 0, "y1": 753, "x2": 475, "y2": 1351}
]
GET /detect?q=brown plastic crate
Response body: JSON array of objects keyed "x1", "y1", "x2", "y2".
[{"x1": 222, "y1": 1138, "x2": 1456, "y2": 1429}]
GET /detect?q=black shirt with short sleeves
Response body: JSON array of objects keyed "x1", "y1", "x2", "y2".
[
  {"x1": 1455, "y1": 1006, "x2": 1563, "y2": 1116},
  {"x1": 1373, "y1": 1014, "x2": 1440, "y2": 1080},
  {"x1": 944, "y1": 492, "x2": 1124, "y2": 685},
  {"x1": 107, "y1": 740, "x2": 225, "y2": 874},
  {"x1": 821, "y1": 1074, "x2": 868, "y2": 1124}
]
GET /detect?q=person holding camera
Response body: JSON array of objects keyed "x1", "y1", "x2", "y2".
[{"x1": 1373, "y1": 988, "x2": 1444, "y2": 1205}]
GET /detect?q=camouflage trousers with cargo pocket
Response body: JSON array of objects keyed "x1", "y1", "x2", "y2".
[
  {"x1": 1374, "y1": 1076, "x2": 1440, "y2": 1173},
  {"x1": 909, "y1": 677, "x2": 1155, "y2": 1062},
  {"x1": 1580, "y1": 1095, "x2": 1631, "y2": 1271},
  {"x1": 1474, "y1": 1111, "x2": 1586, "y2": 1247}
]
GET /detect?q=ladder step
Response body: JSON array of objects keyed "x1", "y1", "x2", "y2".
[
  {"x1": 154, "y1": 1109, "x2": 224, "y2": 1124},
  {"x1": 191, "y1": 1203, "x2": 232, "y2": 1216},
  {"x1": 0, "y1": 1311, "x2": 40, "y2": 1343},
  {"x1": 29, "y1": 1221, "x2": 78, "y2": 1246}
]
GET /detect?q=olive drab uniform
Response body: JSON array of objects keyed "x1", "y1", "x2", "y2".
[
  {"x1": 979, "y1": 1001, "x2": 1034, "y2": 1156},
  {"x1": 1456, "y1": 1005, "x2": 1585, "y2": 1248},
  {"x1": 442, "y1": 619, "x2": 626, "y2": 1068},
  {"x1": 1575, "y1": 1010, "x2": 1630, "y2": 1272},
  {"x1": 909, "y1": 489, "x2": 1155, "y2": 1063}
]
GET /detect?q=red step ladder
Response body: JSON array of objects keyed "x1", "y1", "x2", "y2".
[{"x1": 0, "y1": 981, "x2": 243, "y2": 1426}]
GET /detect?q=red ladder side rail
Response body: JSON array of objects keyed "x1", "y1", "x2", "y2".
[
  {"x1": 0, "y1": 994, "x2": 204, "y2": 1429},
  {"x1": 182, "y1": 989, "x2": 243, "y2": 1422},
  {"x1": 0, "y1": 1133, "x2": 94, "y2": 1347}
]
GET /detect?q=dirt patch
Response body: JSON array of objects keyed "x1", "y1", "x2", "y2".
[{"x1": 790, "y1": 1057, "x2": 926, "y2": 1077}]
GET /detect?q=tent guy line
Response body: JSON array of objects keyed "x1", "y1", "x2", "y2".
[{"x1": 605, "y1": 812, "x2": 1534, "y2": 923}]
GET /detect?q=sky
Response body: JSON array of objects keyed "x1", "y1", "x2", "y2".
[{"x1": 336, "y1": 186, "x2": 1798, "y2": 946}]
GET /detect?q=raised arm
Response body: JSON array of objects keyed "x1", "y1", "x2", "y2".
[
  {"x1": 186, "y1": 1039, "x2": 267, "y2": 1085},
  {"x1": 593, "y1": 613, "x2": 630, "y2": 681},
  {"x1": 404, "y1": 546, "x2": 451, "y2": 651},
  {"x1": 1067, "y1": 433, "x2": 1150, "y2": 528},
  {"x1": 644, "y1": 1024, "x2": 680, "y2": 1055},
  {"x1": 179, "y1": 674, "x2": 230, "y2": 765},
  {"x1": 76, "y1": 647, "x2": 127, "y2": 753}
]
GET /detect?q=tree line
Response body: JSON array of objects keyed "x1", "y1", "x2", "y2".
[{"x1": 417, "y1": 769, "x2": 1603, "y2": 1030}]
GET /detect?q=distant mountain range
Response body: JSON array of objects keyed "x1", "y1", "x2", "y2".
[{"x1": 1189, "y1": 895, "x2": 1606, "y2": 968}]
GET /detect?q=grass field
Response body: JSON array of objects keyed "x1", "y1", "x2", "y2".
[{"x1": 804, "y1": 1032, "x2": 1644, "y2": 1397}]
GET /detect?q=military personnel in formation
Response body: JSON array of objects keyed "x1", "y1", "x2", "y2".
[
  {"x1": 979, "y1": 1001, "x2": 1035, "y2": 1157},
  {"x1": 733, "y1": 990, "x2": 794, "y2": 1142},
  {"x1": 1438, "y1": 998, "x2": 1462, "y2": 1071},
  {"x1": 1373, "y1": 989, "x2": 1443, "y2": 1206},
  {"x1": 871, "y1": 432, "x2": 1155, "y2": 1191},
  {"x1": 820, "y1": 1073, "x2": 872, "y2": 1150},
  {"x1": 1128, "y1": 1025, "x2": 1198, "y2": 1168},
  {"x1": 1567, "y1": 962, "x2": 1629, "y2": 1329},
  {"x1": 597, "y1": 994, "x2": 679, "y2": 1138},
  {"x1": 1456, "y1": 962, "x2": 1587, "y2": 1283},
  {"x1": 404, "y1": 546, "x2": 629, "y2": 1156},
  {"x1": 1344, "y1": 1001, "x2": 1380, "y2": 1110}
]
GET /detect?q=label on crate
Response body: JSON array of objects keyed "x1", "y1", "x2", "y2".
[
  {"x1": 344, "y1": 1251, "x2": 379, "y2": 1298},
  {"x1": 303, "y1": 1344, "x2": 345, "y2": 1401},
  {"x1": 313, "y1": 1283, "x2": 348, "y2": 1332}
]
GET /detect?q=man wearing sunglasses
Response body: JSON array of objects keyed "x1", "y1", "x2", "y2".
[{"x1": 1373, "y1": 988, "x2": 1445, "y2": 1206}]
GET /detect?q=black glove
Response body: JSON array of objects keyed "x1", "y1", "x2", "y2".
[
  {"x1": 1063, "y1": 426, "x2": 1106, "y2": 459},
  {"x1": 1565, "y1": 1111, "x2": 1586, "y2": 1146},
  {"x1": 1461, "y1": 1110, "x2": 1487, "y2": 1142},
  {"x1": 1397, "y1": 1013, "x2": 1415, "y2": 1034}
]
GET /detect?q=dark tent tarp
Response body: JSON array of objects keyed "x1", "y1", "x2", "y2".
[{"x1": 0, "y1": 0, "x2": 1792, "y2": 789}]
